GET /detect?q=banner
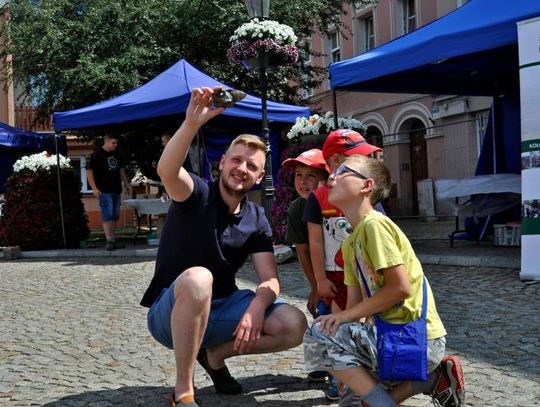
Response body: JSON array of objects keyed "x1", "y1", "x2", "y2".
[{"x1": 518, "y1": 17, "x2": 540, "y2": 280}]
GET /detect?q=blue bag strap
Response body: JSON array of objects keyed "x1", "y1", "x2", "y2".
[{"x1": 355, "y1": 257, "x2": 427, "y2": 321}]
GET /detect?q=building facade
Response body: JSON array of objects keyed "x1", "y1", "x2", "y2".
[{"x1": 306, "y1": 0, "x2": 491, "y2": 216}]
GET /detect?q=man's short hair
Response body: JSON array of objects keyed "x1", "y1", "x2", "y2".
[
  {"x1": 344, "y1": 155, "x2": 391, "y2": 205},
  {"x1": 226, "y1": 134, "x2": 267, "y2": 155}
]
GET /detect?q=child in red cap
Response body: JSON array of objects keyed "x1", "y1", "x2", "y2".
[
  {"x1": 283, "y1": 148, "x2": 330, "y2": 317},
  {"x1": 304, "y1": 129, "x2": 383, "y2": 314},
  {"x1": 283, "y1": 148, "x2": 330, "y2": 384}
]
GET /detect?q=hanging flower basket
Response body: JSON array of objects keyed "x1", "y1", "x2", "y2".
[
  {"x1": 286, "y1": 112, "x2": 367, "y2": 143},
  {"x1": 227, "y1": 19, "x2": 299, "y2": 69}
]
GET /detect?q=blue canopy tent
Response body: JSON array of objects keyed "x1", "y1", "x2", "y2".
[
  {"x1": 330, "y1": 0, "x2": 540, "y2": 98},
  {"x1": 53, "y1": 59, "x2": 310, "y2": 180},
  {"x1": 0, "y1": 123, "x2": 65, "y2": 194},
  {"x1": 329, "y1": 0, "x2": 540, "y2": 240}
]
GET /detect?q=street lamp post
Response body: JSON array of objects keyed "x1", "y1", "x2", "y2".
[{"x1": 243, "y1": 0, "x2": 274, "y2": 224}]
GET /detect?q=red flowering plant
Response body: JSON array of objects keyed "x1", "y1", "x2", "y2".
[{"x1": 0, "y1": 152, "x2": 90, "y2": 250}]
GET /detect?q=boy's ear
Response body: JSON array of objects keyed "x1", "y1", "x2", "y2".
[{"x1": 362, "y1": 178, "x2": 374, "y2": 194}]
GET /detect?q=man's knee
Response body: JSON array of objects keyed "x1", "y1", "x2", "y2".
[
  {"x1": 268, "y1": 305, "x2": 307, "y2": 347},
  {"x1": 174, "y1": 267, "x2": 213, "y2": 303}
]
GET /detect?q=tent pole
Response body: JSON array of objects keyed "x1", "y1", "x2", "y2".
[
  {"x1": 492, "y1": 102, "x2": 497, "y2": 174},
  {"x1": 55, "y1": 135, "x2": 67, "y2": 249},
  {"x1": 332, "y1": 89, "x2": 339, "y2": 128}
]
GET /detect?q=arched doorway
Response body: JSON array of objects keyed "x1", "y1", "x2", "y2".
[
  {"x1": 366, "y1": 125, "x2": 383, "y2": 148},
  {"x1": 400, "y1": 118, "x2": 427, "y2": 216}
]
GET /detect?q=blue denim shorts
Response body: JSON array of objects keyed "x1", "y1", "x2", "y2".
[
  {"x1": 147, "y1": 284, "x2": 285, "y2": 349},
  {"x1": 99, "y1": 193, "x2": 121, "y2": 221}
]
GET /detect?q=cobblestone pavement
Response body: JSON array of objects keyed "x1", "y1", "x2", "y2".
[{"x1": 1, "y1": 258, "x2": 539, "y2": 406}]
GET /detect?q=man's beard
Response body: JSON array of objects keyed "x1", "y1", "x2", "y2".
[{"x1": 220, "y1": 175, "x2": 251, "y2": 199}]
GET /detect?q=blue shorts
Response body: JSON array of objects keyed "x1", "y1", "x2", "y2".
[
  {"x1": 147, "y1": 284, "x2": 285, "y2": 349},
  {"x1": 99, "y1": 193, "x2": 121, "y2": 221}
]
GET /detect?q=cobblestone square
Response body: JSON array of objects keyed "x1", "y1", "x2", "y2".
[{"x1": 1, "y1": 258, "x2": 539, "y2": 406}]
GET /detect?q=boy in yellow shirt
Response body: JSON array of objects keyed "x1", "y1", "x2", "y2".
[{"x1": 303, "y1": 155, "x2": 464, "y2": 407}]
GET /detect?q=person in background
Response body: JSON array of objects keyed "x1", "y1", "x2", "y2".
[
  {"x1": 161, "y1": 131, "x2": 172, "y2": 147},
  {"x1": 140, "y1": 87, "x2": 307, "y2": 407},
  {"x1": 87, "y1": 134, "x2": 131, "y2": 251},
  {"x1": 283, "y1": 148, "x2": 330, "y2": 383},
  {"x1": 304, "y1": 155, "x2": 464, "y2": 407}
]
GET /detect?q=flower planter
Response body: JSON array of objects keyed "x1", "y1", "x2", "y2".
[
  {"x1": 241, "y1": 52, "x2": 283, "y2": 71},
  {"x1": 228, "y1": 19, "x2": 299, "y2": 66},
  {"x1": 298, "y1": 133, "x2": 327, "y2": 144}
]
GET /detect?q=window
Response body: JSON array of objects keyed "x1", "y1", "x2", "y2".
[
  {"x1": 475, "y1": 111, "x2": 489, "y2": 157},
  {"x1": 394, "y1": 0, "x2": 417, "y2": 37},
  {"x1": 404, "y1": 0, "x2": 417, "y2": 34},
  {"x1": 299, "y1": 54, "x2": 314, "y2": 100},
  {"x1": 366, "y1": 126, "x2": 384, "y2": 149},
  {"x1": 329, "y1": 31, "x2": 341, "y2": 63},
  {"x1": 355, "y1": 13, "x2": 375, "y2": 54},
  {"x1": 70, "y1": 156, "x2": 91, "y2": 193},
  {"x1": 365, "y1": 15, "x2": 375, "y2": 51}
]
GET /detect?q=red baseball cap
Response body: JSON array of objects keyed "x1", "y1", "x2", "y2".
[
  {"x1": 322, "y1": 129, "x2": 382, "y2": 159},
  {"x1": 282, "y1": 148, "x2": 329, "y2": 173}
]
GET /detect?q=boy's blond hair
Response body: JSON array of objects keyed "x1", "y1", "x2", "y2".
[
  {"x1": 226, "y1": 134, "x2": 267, "y2": 155},
  {"x1": 344, "y1": 155, "x2": 391, "y2": 205}
]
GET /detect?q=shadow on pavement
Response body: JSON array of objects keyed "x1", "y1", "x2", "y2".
[
  {"x1": 7, "y1": 257, "x2": 154, "y2": 267},
  {"x1": 41, "y1": 375, "x2": 329, "y2": 406}
]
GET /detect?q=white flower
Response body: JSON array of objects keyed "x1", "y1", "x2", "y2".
[
  {"x1": 286, "y1": 112, "x2": 367, "y2": 140},
  {"x1": 13, "y1": 151, "x2": 71, "y2": 173},
  {"x1": 230, "y1": 19, "x2": 297, "y2": 45}
]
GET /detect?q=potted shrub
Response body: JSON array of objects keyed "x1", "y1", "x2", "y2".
[{"x1": 0, "y1": 151, "x2": 90, "y2": 250}]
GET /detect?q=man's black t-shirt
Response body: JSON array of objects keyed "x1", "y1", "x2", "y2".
[
  {"x1": 88, "y1": 148, "x2": 124, "y2": 194},
  {"x1": 140, "y1": 175, "x2": 274, "y2": 308}
]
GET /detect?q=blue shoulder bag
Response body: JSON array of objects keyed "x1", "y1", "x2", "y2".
[{"x1": 357, "y1": 260, "x2": 428, "y2": 381}]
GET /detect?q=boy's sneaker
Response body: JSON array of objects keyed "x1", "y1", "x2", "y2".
[
  {"x1": 325, "y1": 384, "x2": 340, "y2": 401},
  {"x1": 105, "y1": 240, "x2": 115, "y2": 251},
  {"x1": 431, "y1": 355, "x2": 465, "y2": 407},
  {"x1": 307, "y1": 370, "x2": 328, "y2": 382},
  {"x1": 325, "y1": 376, "x2": 340, "y2": 401}
]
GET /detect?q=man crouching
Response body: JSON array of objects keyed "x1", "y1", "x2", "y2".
[{"x1": 140, "y1": 86, "x2": 307, "y2": 406}]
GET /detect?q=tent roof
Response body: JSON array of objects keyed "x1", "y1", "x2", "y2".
[
  {"x1": 53, "y1": 59, "x2": 310, "y2": 131},
  {"x1": 329, "y1": 0, "x2": 540, "y2": 96},
  {"x1": 0, "y1": 122, "x2": 56, "y2": 149}
]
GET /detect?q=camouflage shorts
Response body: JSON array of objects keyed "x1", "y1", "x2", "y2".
[
  {"x1": 304, "y1": 322, "x2": 445, "y2": 377},
  {"x1": 304, "y1": 322, "x2": 379, "y2": 375}
]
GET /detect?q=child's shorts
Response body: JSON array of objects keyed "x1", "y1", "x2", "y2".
[
  {"x1": 322, "y1": 271, "x2": 348, "y2": 311},
  {"x1": 304, "y1": 321, "x2": 445, "y2": 381}
]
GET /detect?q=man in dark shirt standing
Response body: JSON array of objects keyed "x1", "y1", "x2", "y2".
[
  {"x1": 140, "y1": 87, "x2": 307, "y2": 407},
  {"x1": 87, "y1": 134, "x2": 131, "y2": 250}
]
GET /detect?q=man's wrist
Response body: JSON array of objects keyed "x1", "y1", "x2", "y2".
[
  {"x1": 249, "y1": 295, "x2": 268, "y2": 312},
  {"x1": 181, "y1": 119, "x2": 201, "y2": 134}
]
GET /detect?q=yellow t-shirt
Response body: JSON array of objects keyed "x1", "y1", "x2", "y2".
[{"x1": 343, "y1": 210, "x2": 447, "y2": 340}]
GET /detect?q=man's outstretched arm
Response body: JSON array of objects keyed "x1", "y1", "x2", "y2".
[{"x1": 157, "y1": 87, "x2": 223, "y2": 202}]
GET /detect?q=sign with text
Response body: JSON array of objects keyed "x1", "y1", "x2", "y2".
[{"x1": 518, "y1": 16, "x2": 540, "y2": 280}]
